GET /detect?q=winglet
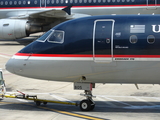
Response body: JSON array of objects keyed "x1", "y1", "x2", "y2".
[{"x1": 62, "y1": 5, "x2": 73, "y2": 15}]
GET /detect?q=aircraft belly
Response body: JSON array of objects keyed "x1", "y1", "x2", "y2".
[{"x1": 12, "y1": 58, "x2": 160, "y2": 84}]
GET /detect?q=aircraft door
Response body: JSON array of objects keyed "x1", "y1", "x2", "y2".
[
  {"x1": 147, "y1": 0, "x2": 157, "y2": 9},
  {"x1": 40, "y1": 0, "x2": 46, "y2": 8},
  {"x1": 93, "y1": 20, "x2": 115, "y2": 62}
]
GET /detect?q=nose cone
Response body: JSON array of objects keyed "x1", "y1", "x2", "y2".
[{"x1": 5, "y1": 58, "x2": 15, "y2": 74}]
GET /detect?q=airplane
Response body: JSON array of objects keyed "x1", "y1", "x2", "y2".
[
  {"x1": 0, "y1": 0, "x2": 160, "y2": 40},
  {"x1": 5, "y1": 14, "x2": 160, "y2": 111}
]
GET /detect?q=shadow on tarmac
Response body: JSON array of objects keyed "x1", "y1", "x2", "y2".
[{"x1": 1, "y1": 100, "x2": 160, "y2": 113}]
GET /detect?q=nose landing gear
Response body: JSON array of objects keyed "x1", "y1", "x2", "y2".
[
  {"x1": 80, "y1": 90, "x2": 95, "y2": 111},
  {"x1": 74, "y1": 82, "x2": 96, "y2": 111}
]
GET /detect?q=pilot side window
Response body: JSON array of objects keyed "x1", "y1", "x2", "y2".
[
  {"x1": 37, "y1": 30, "x2": 52, "y2": 42},
  {"x1": 48, "y1": 30, "x2": 64, "y2": 44}
]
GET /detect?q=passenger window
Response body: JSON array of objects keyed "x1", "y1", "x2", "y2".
[
  {"x1": 14, "y1": 1, "x2": 17, "y2": 5},
  {"x1": 23, "y1": 0, "x2": 26, "y2": 4},
  {"x1": 70, "y1": 0, "x2": 73, "y2": 3},
  {"x1": 48, "y1": 30, "x2": 64, "y2": 44},
  {"x1": 93, "y1": 0, "x2": 96, "y2": 3},
  {"x1": 147, "y1": 35, "x2": 155, "y2": 44},
  {"x1": 37, "y1": 30, "x2": 52, "y2": 42},
  {"x1": 103, "y1": 0, "x2": 106, "y2": 2},
  {"x1": 9, "y1": 1, "x2": 12, "y2": 5},
  {"x1": 130, "y1": 35, "x2": 138, "y2": 44},
  {"x1": 79, "y1": 0, "x2": 82, "y2": 3},
  {"x1": 34, "y1": 0, "x2": 37, "y2": 4},
  {"x1": 5, "y1": 1, "x2": 8, "y2": 5},
  {"x1": 47, "y1": 0, "x2": 50, "y2": 4},
  {"x1": 61, "y1": 0, "x2": 64, "y2": 3},
  {"x1": 28, "y1": 1, "x2": 30, "y2": 4},
  {"x1": 107, "y1": 0, "x2": 111, "y2": 2},
  {"x1": 1, "y1": 1, "x2": 3, "y2": 5},
  {"x1": 18, "y1": 1, "x2": 21, "y2": 5},
  {"x1": 51, "y1": 0, "x2": 54, "y2": 4}
]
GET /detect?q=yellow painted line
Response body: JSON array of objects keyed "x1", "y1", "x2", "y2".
[
  {"x1": 38, "y1": 106, "x2": 105, "y2": 120},
  {"x1": 0, "y1": 101, "x2": 105, "y2": 120}
]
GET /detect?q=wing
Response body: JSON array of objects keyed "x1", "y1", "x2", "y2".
[{"x1": 11, "y1": 5, "x2": 90, "y2": 20}]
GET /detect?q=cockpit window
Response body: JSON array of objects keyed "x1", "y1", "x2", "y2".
[
  {"x1": 36, "y1": 30, "x2": 52, "y2": 42},
  {"x1": 48, "y1": 30, "x2": 64, "y2": 44}
]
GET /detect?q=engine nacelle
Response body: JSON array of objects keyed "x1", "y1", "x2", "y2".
[{"x1": 0, "y1": 19, "x2": 41, "y2": 40}]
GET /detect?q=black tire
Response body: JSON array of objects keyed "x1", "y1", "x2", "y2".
[
  {"x1": 36, "y1": 101, "x2": 41, "y2": 106},
  {"x1": 80, "y1": 99, "x2": 91, "y2": 111}
]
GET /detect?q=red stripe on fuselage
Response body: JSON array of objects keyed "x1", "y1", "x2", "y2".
[{"x1": 15, "y1": 53, "x2": 160, "y2": 58}]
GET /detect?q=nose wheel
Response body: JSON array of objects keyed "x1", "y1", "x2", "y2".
[
  {"x1": 79, "y1": 90, "x2": 96, "y2": 111},
  {"x1": 80, "y1": 99, "x2": 95, "y2": 111}
]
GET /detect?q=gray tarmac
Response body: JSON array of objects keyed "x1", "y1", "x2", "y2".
[{"x1": 1, "y1": 38, "x2": 160, "y2": 120}]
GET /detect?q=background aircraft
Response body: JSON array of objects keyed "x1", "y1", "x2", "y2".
[
  {"x1": 6, "y1": 14, "x2": 160, "y2": 111},
  {"x1": 0, "y1": 0, "x2": 160, "y2": 40}
]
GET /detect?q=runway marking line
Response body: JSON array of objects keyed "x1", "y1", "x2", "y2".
[
  {"x1": 38, "y1": 106, "x2": 105, "y2": 120},
  {"x1": 0, "y1": 101, "x2": 105, "y2": 120}
]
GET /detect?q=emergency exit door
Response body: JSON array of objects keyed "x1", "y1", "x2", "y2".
[{"x1": 93, "y1": 19, "x2": 115, "y2": 62}]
